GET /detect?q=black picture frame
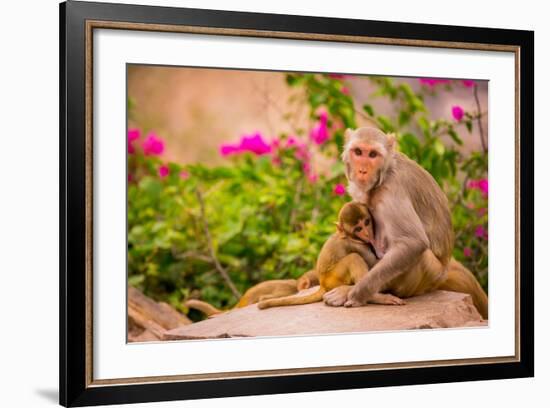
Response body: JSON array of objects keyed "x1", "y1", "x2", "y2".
[{"x1": 60, "y1": 1, "x2": 534, "y2": 406}]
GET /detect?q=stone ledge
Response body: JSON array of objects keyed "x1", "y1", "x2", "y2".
[{"x1": 164, "y1": 289, "x2": 487, "y2": 341}]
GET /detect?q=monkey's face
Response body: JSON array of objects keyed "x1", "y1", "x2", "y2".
[
  {"x1": 348, "y1": 216, "x2": 372, "y2": 243},
  {"x1": 348, "y1": 141, "x2": 386, "y2": 185},
  {"x1": 338, "y1": 203, "x2": 374, "y2": 243}
]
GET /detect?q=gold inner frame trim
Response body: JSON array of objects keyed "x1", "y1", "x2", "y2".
[{"x1": 84, "y1": 19, "x2": 521, "y2": 388}]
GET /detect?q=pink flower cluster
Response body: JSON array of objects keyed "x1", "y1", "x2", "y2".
[
  {"x1": 419, "y1": 78, "x2": 451, "y2": 87},
  {"x1": 328, "y1": 73, "x2": 348, "y2": 79},
  {"x1": 220, "y1": 132, "x2": 272, "y2": 156},
  {"x1": 309, "y1": 111, "x2": 330, "y2": 145},
  {"x1": 158, "y1": 165, "x2": 169, "y2": 178},
  {"x1": 128, "y1": 128, "x2": 165, "y2": 156},
  {"x1": 467, "y1": 178, "x2": 489, "y2": 197},
  {"x1": 451, "y1": 105, "x2": 464, "y2": 121},
  {"x1": 475, "y1": 225, "x2": 488, "y2": 240},
  {"x1": 284, "y1": 137, "x2": 318, "y2": 183},
  {"x1": 333, "y1": 184, "x2": 346, "y2": 196},
  {"x1": 419, "y1": 78, "x2": 476, "y2": 88},
  {"x1": 128, "y1": 129, "x2": 140, "y2": 154}
]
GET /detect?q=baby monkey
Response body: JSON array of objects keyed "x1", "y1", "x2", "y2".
[{"x1": 258, "y1": 202, "x2": 405, "y2": 309}]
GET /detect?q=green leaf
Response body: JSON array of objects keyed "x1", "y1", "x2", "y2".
[
  {"x1": 128, "y1": 274, "x2": 145, "y2": 286},
  {"x1": 398, "y1": 111, "x2": 411, "y2": 126},
  {"x1": 376, "y1": 115, "x2": 395, "y2": 133},
  {"x1": 447, "y1": 128, "x2": 464, "y2": 145},
  {"x1": 363, "y1": 104, "x2": 374, "y2": 116},
  {"x1": 433, "y1": 139, "x2": 445, "y2": 156}
]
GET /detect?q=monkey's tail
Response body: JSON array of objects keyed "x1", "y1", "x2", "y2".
[
  {"x1": 184, "y1": 299, "x2": 223, "y2": 317},
  {"x1": 437, "y1": 258, "x2": 488, "y2": 319},
  {"x1": 257, "y1": 287, "x2": 326, "y2": 310}
]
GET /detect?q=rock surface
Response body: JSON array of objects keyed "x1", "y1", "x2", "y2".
[{"x1": 163, "y1": 289, "x2": 487, "y2": 341}]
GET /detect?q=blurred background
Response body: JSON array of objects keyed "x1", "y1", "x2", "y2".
[
  {"x1": 128, "y1": 66, "x2": 487, "y2": 164},
  {"x1": 127, "y1": 66, "x2": 488, "y2": 323}
]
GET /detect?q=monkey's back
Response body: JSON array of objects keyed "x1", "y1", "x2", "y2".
[
  {"x1": 315, "y1": 234, "x2": 354, "y2": 277},
  {"x1": 391, "y1": 152, "x2": 454, "y2": 263}
]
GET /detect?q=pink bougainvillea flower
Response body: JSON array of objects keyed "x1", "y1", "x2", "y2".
[
  {"x1": 128, "y1": 128, "x2": 140, "y2": 142},
  {"x1": 467, "y1": 178, "x2": 489, "y2": 198},
  {"x1": 128, "y1": 174, "x2": 133, "y2": 182},
  {"x1": 341, "y1": 87, "x2": 350, "y2": 95},
  {"x1": 333, "y1": 183, "x2": 346, "y2": 196},
  {"x1": 328, "y1": 73, "x2": 347, "y2": 79},
  {"x1": 463, "y1": 247, "x2": 473, "y2": 257},
  {"x1": 179, "y1": 170, "x2": 190, "y2": 180},
  {"x1": 467, "y1": 179, "x2": 479, "y2": 190},
  {"x1": 239, "y1": 132, "x2": 272, "y2": 155},
  {"x1": 220, "y1": 132, "x2": 272, "y2": 157},
  {"x1": 142, "y1": 132, "x2": 165, "y2": 156},
  {"x1": 310, "y1": 111, "x2": 330, "y2": 145},
  {"x1": 128, "y1": 128, "x2": 140, "y2": 154},
  {"x1": 419, "y1": 78, "x2": 451, "y2": 87},
  {"x1": 475, "y1": 225, "x2": 488, "y2": 240},
  {"x1": 462, "y1": 80, "x2": 476, "y2": 87},
  {"x1": 451, "y1": 105, "x2": 464, "y2": 121},
  {"x1": 478, "y1": 178, "x2": 489, "y2": 196},
  {"x1": 158, "y1": 165, "x2": 169, "y2": 178},
  {"x1": 271, "y1": 156, "x2": 282, "y2": 166},
  {"x1": 219, "y1": 144, "x2": 241, "y2": 156}
]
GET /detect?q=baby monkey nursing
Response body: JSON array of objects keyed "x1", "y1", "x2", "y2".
[{"x1": 257, "y1": 202, "x2": 404, "y2": 309}]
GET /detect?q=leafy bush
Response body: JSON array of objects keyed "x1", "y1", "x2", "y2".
[{"x1": 127, "y1": 74, "x2": 488, "y2": 318}]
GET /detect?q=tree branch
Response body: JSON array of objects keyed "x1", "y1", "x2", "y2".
[
  {"x1": 195, "y1": 188, "x2": 242, "y2": 299},
  {"x1": 473, "y1": 84, "x2": 488, "y2": 152}
]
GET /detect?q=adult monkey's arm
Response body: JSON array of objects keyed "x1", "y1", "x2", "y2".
[{"x1": 345, "y1": 198, "x2": 429, "y2": 306}]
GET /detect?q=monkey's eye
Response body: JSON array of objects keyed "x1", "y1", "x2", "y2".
[
  {"x1": 354, "y1": 226, "x2": 362, "y2": 233},
  {"x1": 369, "y1": 151, "x2": 378, "y2": 158},
  {"x1": 364, "y1": 218, "x2": 370, "y2": 226},
  {"x1": 353, "y1": 148, "x2": 362, "y2": 156}
]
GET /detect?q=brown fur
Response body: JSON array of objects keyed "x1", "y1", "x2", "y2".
[
  {"x1": 331, "y1": 127, "x2": 487, "y2": 318},
  {"x1": 186, "y1": 270, "x2": 318, "y2": 317},
  {"x1": 438, "y1": 259, "x2": 488, "y2": 319},
  {"x1": 258, "y1": 202, "x2": 404, "y2": 309}
]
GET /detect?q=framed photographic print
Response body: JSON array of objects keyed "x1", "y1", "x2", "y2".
[{"x1": 59, "y1": 0, "x2": 534, "y2": 406}]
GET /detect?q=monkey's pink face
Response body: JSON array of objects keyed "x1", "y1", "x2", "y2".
[{"x1": 348, "y1": 142, "x2": 385, "y2": 184}]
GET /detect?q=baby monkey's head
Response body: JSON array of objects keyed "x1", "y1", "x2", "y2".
[{"x1": 336, "y1": 202, "x2": 373, "y2": 243}]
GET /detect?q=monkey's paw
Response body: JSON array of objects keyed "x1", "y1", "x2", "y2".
[
  {"x1": 343, "y1": 286, "x2": 370, "y2": 308},
  {"x1": 323, "y1": 285, "x2": 352, "y2": 307},
  {"x1": 343, "y1": 298, "x2": 365, "y2": 308},
  {"x1": 369, "y1": 293, "x2": 406, "y2": 306}
]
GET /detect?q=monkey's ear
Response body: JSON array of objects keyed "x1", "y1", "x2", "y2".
[
  {"x1": 344, "y1": 128, "x2": 354, "y2": 143},
  {"x1": 386, "y1": 133, "x2": 396, "y2": 151},
  {"x1": 335, "y1": 222, "x2": 344, "y2": 234}
]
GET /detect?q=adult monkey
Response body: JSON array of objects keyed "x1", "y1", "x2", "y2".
[{"x1": 323, "y1": 127, "x2": 488, "y2": 318}]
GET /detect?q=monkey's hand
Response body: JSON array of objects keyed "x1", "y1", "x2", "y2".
[
  {"x1": 343, "y1": 285, "x2": 371, "y2": 307},
  {"x1": 323, "y1": 285, "x2": 353, "y2": 307}
]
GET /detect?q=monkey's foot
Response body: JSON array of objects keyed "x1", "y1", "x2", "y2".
[
  {"x1": 369, "y1": 293, "x2": 406, "y2": 306},
  {"x1": 323, "y1": 285, "x2": 352, "y2": 307}
]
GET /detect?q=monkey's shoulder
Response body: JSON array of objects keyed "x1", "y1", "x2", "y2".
[{"x1": 317, "y1": 234, "x2": 352, "y2": 266}]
